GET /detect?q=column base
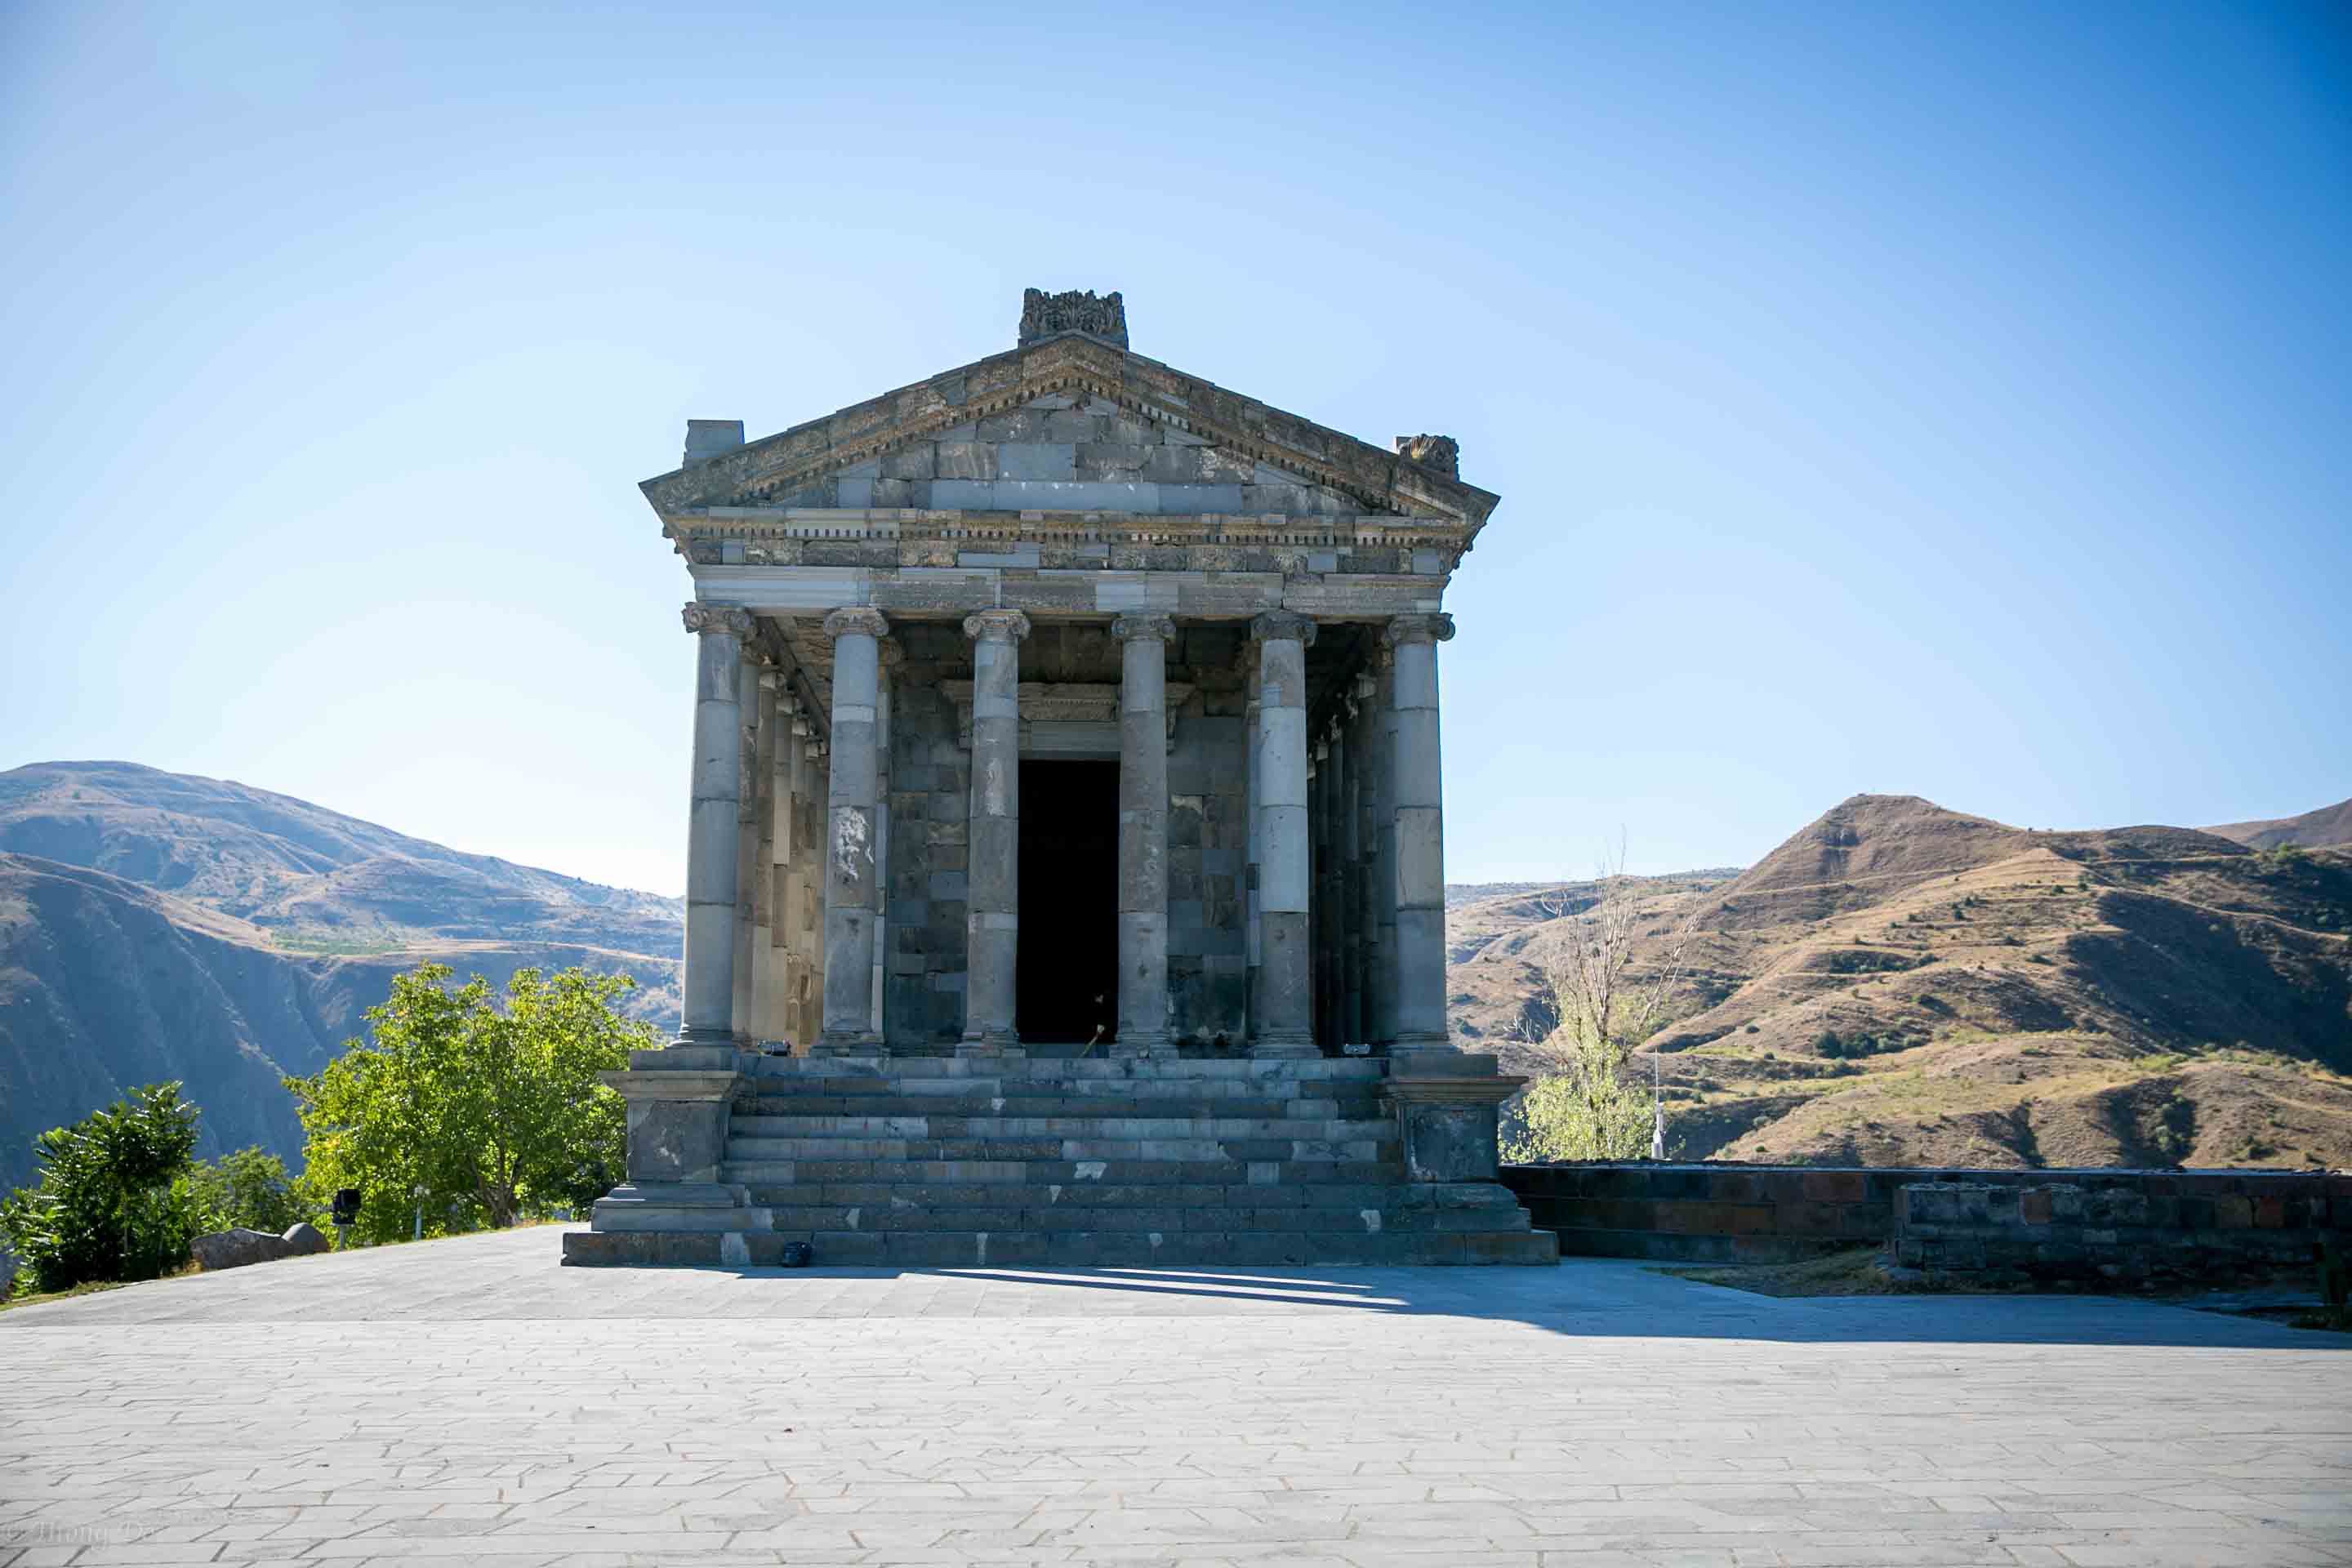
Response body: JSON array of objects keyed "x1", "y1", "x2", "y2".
[
  {"x1": 673, "y1": 1025, "x2": 737, "y2": 1049},
  {"x1": 1250, "y1": 1032, "x2": 1320, "y2": 1060},
  {"x1": 1108, "y1": 1033, "x2": 1174, "y2": 1060},
  {"x1": 811, "y1": 1031, "x2": 885, "y2": 1058},
  {"x1": 956, "y1": 1030, "x2": 1024, "y2": 1059}
]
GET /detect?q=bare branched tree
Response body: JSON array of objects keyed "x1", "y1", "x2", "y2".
[
  {"x1": 1538, "y1": 832, "x2": 1696, "y2": 1062},
  {"x1": 1507, "y1": 834, "x2": 1698, "y2": 1163}
]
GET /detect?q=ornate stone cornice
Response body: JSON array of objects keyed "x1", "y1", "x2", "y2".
[
  {"x1": 821, "y1": 608, "x2": 890, "y2": 641},
  {"x1": 1383, "y1": 612, "x2": 1456, "y2": 648},
  {"x1": 1111, "y1": 613, "x2": 1176, "y2": 644},
  {"x1": 682, "y1": 603, "x2": 754, "y2": 639},
  {"x1": 1250, "y1": 611, "x2": 1318, "y2": 648},
  {"x1": 1392, "y1": 434, "x2": 1459, "y2": 479},
  {"x1": 963, "y1": 608, "x2": 1032, "y2": 644},
  {"x1": 639, "y1": 329, "x2": 1499, "y2": 534}
]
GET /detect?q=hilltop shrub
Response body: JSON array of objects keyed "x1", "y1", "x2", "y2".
[{"x1": 0, "y1": 1084, "x2": 207, "y2": 1294}]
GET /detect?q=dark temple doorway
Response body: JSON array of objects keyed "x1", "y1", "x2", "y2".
[{"x1": 1016, "y1": 760, "x2": 1118, "y2": 1044}]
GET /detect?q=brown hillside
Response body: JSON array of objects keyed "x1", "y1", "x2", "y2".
[
  {"x1": 1450, "y1": 794, "x2": 2352, "y2": 1170},
  {"x1": 2207, "y1": 797, "x2": 2352, "y2": 852}
]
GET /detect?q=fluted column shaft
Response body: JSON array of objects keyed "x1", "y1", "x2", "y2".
[
  {"x1": 679, "y1": 603, "x2": 753, "y2": 1045},
  {"x1": 1388, "y1": 613, "x2": 1455, "y2": 1046},
  {"x1": 1241, "y1": 664, "x2": 1262, "y2": 1043},
  {"x1": 1249, "y1": 612, "x2": 1317, "y2": 1056},
  {"x1": 1113, "y1": 615, "x2": 1174, "y2": 1057},
  {"x1": 817, "y1": 608, "x2": 889, "y2": 1054},
  {"x1": 1312, "y1": 731, "x2": 1336, "y2": 1047},
  {"x1": 749, "y1": 672, "x2": 781, "y2": 1046},
  {"x1": 731, "y1": 651, "x2": 764, "y2": 1048},
  {"x1": 1343, "y1": 686, "x2": 1369, "y2": 1049},
  {"x1": 961, "y1": 609, "x2": 1031, "y2": 1054},
  {"x1": 1365, "y1": 657, "x2": 1398, "y2": 1045}
]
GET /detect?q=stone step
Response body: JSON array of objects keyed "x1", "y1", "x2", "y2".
[
  {"x1": 564, "y1": 1226, "x2": 1559, "y2": 1269},
  {"x1": 743, "y1": 1203, "x2": 1530, "y2": 1235},
  {"x1": 727, "y1": 1115, "x2": 1381, "y2": 1141},
  {"x1": 738, "y1": 1180, "x2": 1512, "y2": 1212},
  {"x1": 719, "y1": 1157, "x2": 1401, "y2": 1187},
  {"x1": 723, "y1": 1135, "x2": 1396, "y2": 1165},
  {"x1": 737, "y1": 1093, "x2": 1379, "y2": 1120},
  {"x1": 744, "y1": 1056, "x2": 1387, "y2": 1085}
]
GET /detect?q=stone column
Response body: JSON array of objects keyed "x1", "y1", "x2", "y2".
[
  {"x1": 1355, "y1": 668, "x2": 1392, "y2": 1047},
  {"x1": 1112, "y1": 613, "x2": 1174, "y2": 1057},
  {"x1": 871, "y1": 641, "x2": 898, "y2": 1040},
  {"x1": 960, "y1": 608, "x2": 1030, "y2": 1054},
  {"x1": 798, "y1": 724, "x2": 826, "y2": 1045},
  {"x1": 677, "y1": 604, "x2": 754, "y2": 1045},
  {"x1": 1310, "y1": 737, "x2": 1329, "y2": 1048},
  {"x1": 1241, "y1": 660, "x2": 1262, "y2": 1045},
  {"x1": 762, "y1": 691, "x2": 801, "y2": 1047},
  {"x1": 731, "y1": 649, "x2": 764, "y2": 1049},
  {"x1": 816, "y1": 608, "x2": 889, "y2": 1054},
  {"x1": 1342, "y1": 692, "x2": 1366, "y2": 1049},
  {"x1": 1387, "y1": 613, "x2": 1455, "y2": 1047},
  {"x1": 749, "y1": 671, "x2": 781, "y2": 1046},
  {"x1": 1249, "y1": 611, "x2": 1316, "y2": 1057}
]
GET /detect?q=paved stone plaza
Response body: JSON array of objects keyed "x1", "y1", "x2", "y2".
[{"x1": 4, "y1": 1227, "x2": 2350, "y2": 1566}]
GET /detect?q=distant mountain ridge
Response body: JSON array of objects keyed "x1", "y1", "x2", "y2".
[
  {"x1": 1448, "y1": 792, "x2": 2352, "y2": 1169},
  {"x1": 2206, "y1": 797, "x2": 2352, "y2": 853},
  {"x1": 0, "y1": 761, "x2": 683, "y2": 1189},
  {"x1": 0, "y1": 760, "x2": 681, "y2": 951}
]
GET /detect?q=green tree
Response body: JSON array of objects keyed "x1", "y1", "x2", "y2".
[
  {"x1": 1503, "y1": 1028, "x2": 1656, "y2": 1163},
  {"x1": 285, "y1": 965, "x2": 647, "y2": 1242},
  {"x1": 188, "y1": 1147, "x2": 309, "y2": 1234},
  {"x1": 0, "y1": 1083, "x2": 207, "y2": 1293}
]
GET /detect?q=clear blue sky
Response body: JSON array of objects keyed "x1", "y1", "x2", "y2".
[{"x1": 4, "y1": 2, "x2": 2346, "y2": 893}]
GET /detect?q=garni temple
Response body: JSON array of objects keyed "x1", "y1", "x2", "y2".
[{"x1": 565, "y1": 291, "x2": 1556, "y2": 1267}]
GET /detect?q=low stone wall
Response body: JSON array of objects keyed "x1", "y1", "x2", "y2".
[
  {"x1": 1499, "y1": 1162, "x2": 2352, "y2": 1265},
  {"x1": 1895, "y1": 1177, "x2": 2344, "y2": 1284}
]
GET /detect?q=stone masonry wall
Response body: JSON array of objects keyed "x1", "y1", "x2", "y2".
[
  {"x1": 1501, "y1": 1162, "x2": 2352, "y2": 1266},
  {"x1": 1895, "y1": 1177, "x2": 2347, "y2": 1284}
]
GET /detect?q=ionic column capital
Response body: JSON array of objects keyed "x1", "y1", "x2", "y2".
[
  {"x1": 1250, "y1": 610, "x2": 1318, "y2": 648},
  {"x1": 1383, "y1": 612, "x2": 1454, "y2": 648},
  {"x1": 822, "y1": 607, "x2": 891, "y2": 642},
  {"x1": 963, "y1": 608, "x2": 1032, "y2": 644},
  {"x1": 1111, "y1": 613, "x2": 1176, "y2": 644},
  {"x1": 682, "y1": 603, "x2": 755, "y2": 639}
]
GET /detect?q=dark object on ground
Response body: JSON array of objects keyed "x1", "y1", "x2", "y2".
[
  {"x1": 330, "y1": 1189, "x2": 361, "y2": 1227},
  {"x1": 192, "y1": 1228, "x2": 294, "y2": 1272},
  {"x1": 778, "y1": 1242, "x2": 812, "y2": 1268},
  {"x1": 194, "y1": 1223, "x2": 336, "y2": 1272}
]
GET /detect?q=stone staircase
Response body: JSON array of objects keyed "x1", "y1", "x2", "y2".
[{"x1": 564, "y1": 1054, "x2": 1557, "y2": 1267}]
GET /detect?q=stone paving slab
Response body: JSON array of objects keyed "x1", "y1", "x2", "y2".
[{"x1": 2, "y1": 1226, "x2": 2348, "y2": 1566}]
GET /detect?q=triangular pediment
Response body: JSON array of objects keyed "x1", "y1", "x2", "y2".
[{"x1": 640, "y1": 332, "x2": 1498, "y2": 533}]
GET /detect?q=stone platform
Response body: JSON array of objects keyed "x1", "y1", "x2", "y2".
[{"x1": 565, "y1": 1050, "x2": 1557, "y2": 1268}]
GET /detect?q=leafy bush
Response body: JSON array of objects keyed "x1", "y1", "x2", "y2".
[
  {"x1": 0, "y1": 1084, "x2": 206, "y2": 1294},
  {"x1": 188, "y1": 1147, "x2": 309, "y2": 1235},
  {"x1": 1502, "y1": 1030, "x2": 1653, "y2": 1163}
]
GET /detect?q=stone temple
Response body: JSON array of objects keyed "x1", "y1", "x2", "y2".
[{"x1": 565, "y1": 290, "x2": 1555, "y2": 1267}]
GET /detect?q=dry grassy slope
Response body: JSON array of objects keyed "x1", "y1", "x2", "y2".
[
  {"x1": 1449, "y1": 794, "x2": 2352, "y2": 1169},
  {"x1": 2207, "y1": 796, "x2": 2352, "y2": 852}
]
